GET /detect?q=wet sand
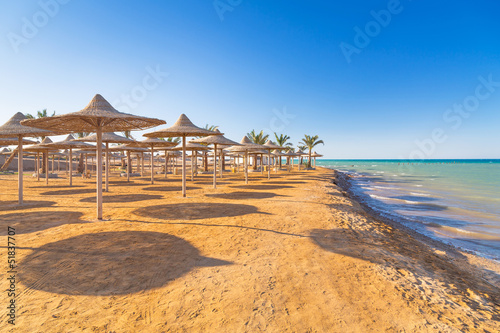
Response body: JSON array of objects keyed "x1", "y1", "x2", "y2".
[{"x1": 0, "y1": 167, "x2": 499, "y2": 332}]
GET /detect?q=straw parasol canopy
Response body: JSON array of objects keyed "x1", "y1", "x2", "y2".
[
  {"x1": 24, "y1": 137, "x2": 59, "y2": 184},
  {"x1": 0, "y1": 112, "x2": 57, "y2": 204},
  {"x1": 263, "y1": 140, "x2": 284, "y2": 179},
  {"x1": 226, "y1": 136, "x2": 266, "y2": 184},
  {"x1": 310, "y1": 151, "x2": 323, "y2": 168},
  {"x1": 311, "y1": 151, "x2": 323, "y2": 158},
  {"x1": 130, "y1": 138, "x2": 177, "y2": 184},
  {"x1": 44, "y1": 135, "x2": 96, "y2": 186},
  {"x1": 0, "y1": 137, "x2": 37, "y2": 145},
  {"x1": 75, "y1": 132, "x2": 136, "y2": 191},
  {"x1": 171, "y1": 142, "x2": 209, "y2": 181},
  {"x1": 144, "y1": 114, "x2": 221, "y2": 197},
  {"x1": 190, "y1": 130, "x2": 240, "y2": 188},
  {"x1": 108, "y1": 144, "x2": 149, "y2": 182},
  {"x1": 21, "y1": 94, "x2": 165, "y2": 220},
  {"x1": 171, "y1": 142, "x2": 210, "y2": 151}
]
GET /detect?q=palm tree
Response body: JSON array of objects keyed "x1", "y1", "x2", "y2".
[
  {"x1": 122, "y1": 130, "x2": 135, "y2": 140},
  {"x1": 76, "y1": 132, "x2": 91, "y2": 138},
  {"x1": 247, "y1": 130, "x2": 268, "y2": 144},
  {"x1": 300, "y1": 135, "x2": 324, "y2": 168},
  {"x1": 25, "y1": 109, "x2": 56, "y2": 174},
  {"x1": 274, "y1": 133, "x2": 292, "y2": 167}
]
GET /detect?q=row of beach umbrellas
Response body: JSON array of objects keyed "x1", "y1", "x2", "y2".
[{"x1": 0, "y1": 94, "x2": 322, "y2": 220}]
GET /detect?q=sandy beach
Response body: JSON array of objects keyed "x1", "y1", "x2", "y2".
[{"x1": 1, "y1": 167, "x2": 499, "y2": 332}]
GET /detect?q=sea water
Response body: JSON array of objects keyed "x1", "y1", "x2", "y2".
[{"x1": 316, "y1": 159, "x2": 500, "y2": 261}]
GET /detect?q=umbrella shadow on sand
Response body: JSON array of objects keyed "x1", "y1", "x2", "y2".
[
  {"x1": 40, "y1": 188, "x2": 97, "y2": 196},
  {"x1": 79, "y1": 194, "x2": 163, "y2": 203},
  {"x1": 229, "y1": 184, "x2": 294, "y2": 190},
  {"x1": 19, "y1": 231, "x2": 231, "y2": 296},
  {"x1": 142, "y1": 186, "x2": 202, "y2": 192},
  {"x1": 0, "y1": 200, "x2": 56, "y2": 211},
  {"x1": 205, "y1": 191, "x2": 286, "y2": 200},
  {"x1": 133, "y1": 202, "x2": 269, "y2": 220},
  {"x1": 0, "y1": 211, "x2": 86, "y2": 235}
]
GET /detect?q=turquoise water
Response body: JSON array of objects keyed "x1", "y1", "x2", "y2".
[{"x1": 316, "y1": 159, "x2": 500, "y2": 261}]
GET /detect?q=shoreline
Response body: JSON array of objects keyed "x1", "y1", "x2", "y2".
[
  {"x1": 1, "y1": 168, "x2": 499, "y2": 331},
  {"x1": 329, "y1": 167, "x2": 500, "y2": 279}
]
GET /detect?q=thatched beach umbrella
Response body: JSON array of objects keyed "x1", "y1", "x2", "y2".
[
  {"x1": 190, "y1": 130, "x2": 239, "y2": 189},
  {"x1": 130, "y1": 138, "x2": 177, "y2": 184},
  {"x1": 108, "y1": 144, "x2": 148, "y2": 182},
  {"x1": 44, "y1": 135, "x2": 96, "y2": 186},
  {"x1": 295, "y1": 149, "x2": 307, "y2": 171},
  {"x1": 226, "y1": 136, "x2": 264, "y2": 184},
  {"x1": 0, "y1": 112, "x2": 56, "y2": 204},
  {"x1": 24, "y1": 137, "x2": 58, "y2": 184},
  {"x1": 21, "y1": 94, "x2": 165, "y2": 220},
  {"x1": 158, "y1": 150, "x2": 181, "y2": 176},
  {"x1": 263, "y1": 140, "x2": 283, "y2": 179},
  {"x1": 172, "y1": 142, "x2": 209, "y2": 181},
  {"x1": 0, "y1": 137, "x2": 37, "y2": 146},
  {"x1": 75, "y1": 132, "x2": 135, "y2": 191},
  {"x1": 144, "y1": 114, "x2": 220, "y2": 197},
  {"x1": 311, "y1": 151, "x2": 323, "y2": 168}
]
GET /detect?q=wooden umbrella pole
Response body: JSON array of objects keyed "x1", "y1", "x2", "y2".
[
  {"x1": 36, "y1": 152, "x2": 40, "y2": 181},
  {"x1": 69, "y1": 148, "x2": 73, "y2": 187},
  {"x1": 85, "y1": 153, "x2": 88, "y2": 176},
  {"x1": 182, "y1": 136, "x2": 187, "y2": 197},
  {"x1": 18, "y1": 136, "x2": 23, "y2": 204},
  {"x1": 165, "y1": 149, "x2": 168, "y2": 178},
  {"x1": 58, "y1": 155, "x2": 60, "y2": 172},
  {"x1": 51, "y1": 155, "x2": 54, "y2": 172},
  {"x1": 96, "y1": 126, "x2": 103, "y2": 220},
  {"x1": 190, "y1": 151, "x2": 194, "y2": 181},
  {"x1": 245, "y1": 150, "x2": 248, "y2": 184},
  {"x1": 213, "y1": 143, "x2": 217, "y2": 189},
  {"x1": 261, "y1": 154, "x2": 264, "y2": 175},
  {"x1": 45, "y1": 150, "x2": 49, "y2": 185},
  {"x1": 127, "y1": 150, "x2": 131, "y2": 182},
  {"x1": 194, "y1": 151, "x2": 198, "y2": 177},
  {"x1": 150, "y1": 145, "x2": 154, "y2": 184},
  {"x1": 105, "y1": 142, "x2": 109, "y2": 192},
  {"x1": 141, "y1": 152, "x2": 144, "y2": 176},
  {"x1": 268, "y1": 151, "x2": 271, "y2": 180},
  {"x1": 220, "y1": 150, "x2": 223, "y2": 178}
]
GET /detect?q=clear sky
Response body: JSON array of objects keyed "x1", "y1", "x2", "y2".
[{"x1": 1, "y1": 0, "x2": 499, "y2": 159}]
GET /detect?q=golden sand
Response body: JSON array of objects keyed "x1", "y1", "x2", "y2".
[{"x1": 0, "y1": 168, "x2": 499, "y2": 332}]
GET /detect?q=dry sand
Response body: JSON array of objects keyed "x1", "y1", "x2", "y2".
[{"x1": 0, "y1": 167, "x2": 499, "y2": 332}]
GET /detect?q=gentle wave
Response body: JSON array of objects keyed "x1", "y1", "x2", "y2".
[{"x1": 410, "y1": 192, "x2": 431, "y2": 197}]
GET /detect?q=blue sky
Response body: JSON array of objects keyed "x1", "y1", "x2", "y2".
[{"x1": 1, "y1": 0, "x2": 499, "y2": 158}]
